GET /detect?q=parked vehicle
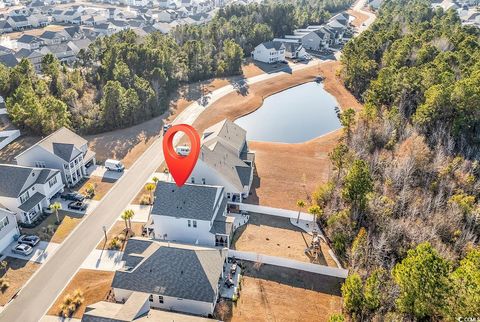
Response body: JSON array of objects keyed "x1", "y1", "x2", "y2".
[
  {"x1": 68, "y1": 201, "x2": 87, "y2": 211},
  {"x1": 17, "y1": 235, "x2": 40, "y2": 247},
  {"x1": 105, "y1": 159, "x2": 125, "y2": 172},
  {"x1": 12, "y1": 243, "x2": 33, "y2": 256},
  {"x1": 175, "y1": 145, "x2": 191, "y2": 156},
  {"x1": 61, "y1": 192, "x2": 85, "y2": 202},
  {"x1": 163, "y1": 123, "x2": 172, "y2": 134}
]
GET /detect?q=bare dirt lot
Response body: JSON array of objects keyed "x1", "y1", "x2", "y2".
[
  {"x1": 217, "y1": 262, "x2": 343, "y2": 322},
  {"x1": 75, "y1": 176, "x2": 116, "y2": 201},
  {"x1": 0, "y1": 257, "x2": 40, "y2": 306},
  {"x1": 188, "y1": 60, "x2": 362, "y2": 210},
  {"x1": 21, "y1": 211, "x2": 83, "y2": 243},
  {"x1": 48, "y1": 269, "x2": 114, "y2": 319},
  {"x1": 231, "y1": 213, "x2": 335, "y2": 267}
]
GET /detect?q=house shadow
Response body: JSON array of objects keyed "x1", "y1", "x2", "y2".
[
  {"x1": 244, "y1": 166, "x2": 260, "y2": 205},
  {"x1": 250, "y1": 60, "x2": 292, "y2": 75},
  {"x1": 240, "y1": 261, "x2": 343, "y2": 296}
]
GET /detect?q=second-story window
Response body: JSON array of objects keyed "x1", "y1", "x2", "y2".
[
  {"x1": 20, "y1": 191, "x2": 30, "y2": 204},
  {"x1": 187, "y1": 220, "x2": 191, "y2": 227},
  {"x1": 49, "y1": 176, "x2": 57, "y2": 188},
  {"x1": 193, "y1": 220, "x2": 197, "y2": 228}
]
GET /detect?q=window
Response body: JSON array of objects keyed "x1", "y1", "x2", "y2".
[
  {"x1": 49, "y1": 176, "x2": 57, "y2": 188},
  {"x1": 20, "y1": 191, "x2": 30, "y2": 204},
  {"x1": 34, "y1": 161, "x2": 46, "y2": 168},
  {"x1": 64, "y1": 164, "x2": 68, "y2": 169},
  {"x1": 191, "y1": 177, "x2": 195, "y2": 183},
  {"x1": 193, "y1": 220, "x2": 197, "y2": 228},
  {"x1": 0, "y1": 216, "x2": 9, "y2": 231},
  {"x1": 202, "y1": 178, "x2": 206, "y2": 184},
  {"x1": 158, "y1": 296, "x2": 164, "y2": 303},
  {"x1": 187, "y1": 220, "x2": 191, "y2": 227},
  {"x1": 149, "y1": 294, "x2": 153, "y2": 302}
]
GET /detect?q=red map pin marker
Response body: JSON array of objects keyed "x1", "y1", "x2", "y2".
[{"x1": 163, "y1": 124, "x2": 200, "y2": 187}]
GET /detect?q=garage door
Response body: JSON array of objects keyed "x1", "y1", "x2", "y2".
[{"x1": 0, "y1": 229, "x2": 17, "y2": 255}]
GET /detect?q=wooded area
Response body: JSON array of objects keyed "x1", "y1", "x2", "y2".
[{"x1": 319, "y1": 0, "x2": 480, "y2": 319}]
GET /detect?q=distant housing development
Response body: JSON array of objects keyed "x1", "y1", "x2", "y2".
[{"x1": 252, "y1": 11, "x2": 354, "y2": 63}]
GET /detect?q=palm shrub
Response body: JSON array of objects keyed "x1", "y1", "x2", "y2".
[{"x1": 59, "y1": 289, "x2": 84, "y2": 317}]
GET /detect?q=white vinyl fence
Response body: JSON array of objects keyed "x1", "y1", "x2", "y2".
[{"x1": 229, "y1": 249, "x2": 348, "y2": 279}]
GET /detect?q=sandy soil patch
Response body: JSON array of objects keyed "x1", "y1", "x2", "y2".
[
  {"x1": 48, "y1": 269, "x2": 114, "y2": 319},
  {"x1": 0, "y1": 135, "x2": 40, "y2": 164},
  {"x1": 75, "y1": 176, "x2": 116, "y2": 201},
  {"x1": 0, "y1": 257, "x2": 40, "y2": 306},
  {"x1": 182, "y1": 61, "x2": 361, "y2": 211},
  {"x1": 231, "y1": 213, "x2": 335, "y2": 266},
  {"x1": 96, "y1": 221, "x2": 144, "y2": 250},
  {"x1": 217, "y1": 263, "x2": 343, "y2": 322},
  {"x1": 347, "y1": 8, "x2": 370, "y2": 27},
  {"x1": 21, "y1": 212, "x2": 83, "y2": 244}
]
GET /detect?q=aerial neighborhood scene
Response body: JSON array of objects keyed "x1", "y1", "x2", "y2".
[{"x1": 0, "y1": 0, "x2": 478, "y2": 320}]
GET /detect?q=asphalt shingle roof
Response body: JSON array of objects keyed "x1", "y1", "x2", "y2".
[
  {"x1": 112, "y1": 239, "x2": 226, "y2": 303},
  {"x1": 18, "y1": 192, "x2": 45, "y2": 211},
  {"x1": 0, "y1": 165, "x2": 60, "y2": 198},
  {"x1": 152, "y1": 182, "x2": 223, "y2": 221},
  {"x1": 17, "y1": 127, "x2": 89, "y2": 162}
]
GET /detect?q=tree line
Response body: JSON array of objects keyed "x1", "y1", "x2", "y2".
[
  {"x1": 303, "y1": 0, "x2": 480, "y2": 319},
  {"x1": 0, "y1": 0, "x2": 354, "y2": 135}
]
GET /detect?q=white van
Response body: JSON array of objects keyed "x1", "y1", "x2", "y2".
[
  {"x1": 175, "y1": 145, "x2": 191, "y2": 156},
  {"x1": 105, "y1": 159, "x2": 125, "y2": 172}
]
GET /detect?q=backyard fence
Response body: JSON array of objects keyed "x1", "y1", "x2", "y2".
[{"x1": 228, "y1": 249, "x2": 348, "y2": 279}]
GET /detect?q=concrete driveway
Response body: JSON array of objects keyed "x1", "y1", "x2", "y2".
[
  {"x1": 80, "y1": 249, "x2": 124, "y2": 271},
  {"x1": 3, "y1": 241, "x2": 60, "y2": 264},
  {"x1": 119, "y1": 204, "x2": 150, "y2": 223},
  {"x1": 87, "y1": 165, "x2": 125, "y2": 181},
  {"x1": 51, "y1": 196, "x2": 99, "y2": 216}
]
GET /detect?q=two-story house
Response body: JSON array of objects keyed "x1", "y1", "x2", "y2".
[
  {"x1": 251, "y1": 41, "x2": 286, "y2": 64},
  {"x1": 188, "y1": 119, "x2": 255, "y2": 203},
  {"x1": 15, "y1": 127, "x2": 96, "y2": 187},
  {"x1": 151, "y1": 181, "x2": 234, "y2": 248},
  {"x1": 0, "y1": 206, "x2": 20, "y2": 253},
  {"x1": 111, "y1": 238, "x2": 227, "y2": 317},
  {"x1": 0, "y1": 164, "x2": 64, "y2": 224}
]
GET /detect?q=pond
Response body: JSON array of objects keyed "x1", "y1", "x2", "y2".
[{"x1": 235, "y1": 82, "x2": 341, "y2": 143}]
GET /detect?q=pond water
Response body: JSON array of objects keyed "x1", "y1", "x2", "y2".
[{"x1": 235, "y1": 82, "x2": 341, "y2": 143}]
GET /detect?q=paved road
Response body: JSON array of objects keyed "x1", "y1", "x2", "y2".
[{"x1": 0, "y1": 59, "x2": 321, "y2": 322}]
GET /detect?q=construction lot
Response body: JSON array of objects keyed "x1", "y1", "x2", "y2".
[
  {"x1": 217, "y1": 262, "x2": 343, "y2": 321},
  {"x1": 231, "y1": 213, "x2": 335, "y2": 266}
]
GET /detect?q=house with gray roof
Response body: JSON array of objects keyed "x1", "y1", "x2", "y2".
[
  {"x1": 0, "y1": 164, "x2": 64, "y2": 224},
  {"x1": 189, "y1": 119, "x2": 255, "y2": 203},
  {"x1": 111, "y1": 238, "x2": 227, "y2": 317},
  {"x1": 151, "y1": 181, "x2": 233, "y2": 247},
  {"x1": 251, "y1": 40, "x2": 286, "y2": 64},
  {"x1": 0, "y1": 206, "x2": 20, "y2": 253},
  {"x1": 15, "y1": 127, "x2": 96, "y2": 187},
  {"x1": 82, "y1": 292, "x2": 219, "y2": 321}
]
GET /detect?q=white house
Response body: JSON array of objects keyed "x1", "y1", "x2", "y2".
[
  {"x1": 0, "y1": 206, "x2": 20, "y2": 253},
  {"x1": 16, "y1": 34, "x2": 43, "y2": 50},
  {"x1": 151, "y1": 181, "x2": 233, "y2": 247},
  {"x1": 188, "y1": 119, "x2": 255, "y2": 203},
  {"x1": 7, "y1": 15, "x2": 31, "y2": 30},
  {"x1": 251, "y1": 41, "x2": 285, "y2": 64},
  {"x1": 82, "y1": 293, "x2": 218, "y2": 322},
  {"x1": 111, "y1": 238, "x2": 227, "y2": 317},
  {"x1": 15, "y1": 127, "x2": 96, "y2": 187},
  {"x1": 0, "y1": 164, "x2": 64, "y2": 224}
]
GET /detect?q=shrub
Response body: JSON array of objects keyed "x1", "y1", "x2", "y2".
[
  {"x1": 0, "y1": 278, "x2": 10, "y2": 291},
  {"x1": 109, "y1": 236, "x2": 120, "y2": 250},
  {"x1": 140, "y1": 194, "x2": 150, "y2": 205},
  {"x1": 59, "y1": 289, "x2": 84, "y2": 317}
]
